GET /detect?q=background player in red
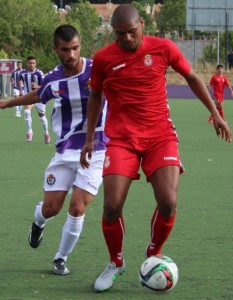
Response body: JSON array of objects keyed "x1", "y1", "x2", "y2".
[
  {"x1": 208, "y1": 64, "x2": 233, "y2": 123},
  {"x1": 80, "y1": 4, "x2": 232, "y2": 292}
]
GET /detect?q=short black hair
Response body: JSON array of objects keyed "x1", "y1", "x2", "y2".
[
  {"x1": 53, "y1": 24, "x2": 80, "y2": 46},
  {"x1": 217, "y1": 64, "x2": 223, "y2": 69},
  {"x1": 27, "y1": 55, "x2": 36, "y2": 61}
]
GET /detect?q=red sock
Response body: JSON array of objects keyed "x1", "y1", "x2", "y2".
[
  {"x1": 102, "y1": 216, "x2": 125, "y2": 267},
  {"x1": 147, "y1": 208, "x2": 176, "y2": 257},
  {"x1": 218, "y1": 108, "x2": 224, "y2": 120}
]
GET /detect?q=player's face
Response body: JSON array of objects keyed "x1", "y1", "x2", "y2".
[
  {"x1": 113, "y1": 18, "x2": 144, "y2": 52},
  {"x1": 217, "y1": 67, "x2": 223, "y2": 75},
  {"x1": 17, "y1": 62, "x2": 23, "y2": 70},
  {"x1": 53, "y1": 36, "x2": 81, "y2": 71},
  {"x1": 27, "y1": 60, "x2": 36, "y2": 72}
]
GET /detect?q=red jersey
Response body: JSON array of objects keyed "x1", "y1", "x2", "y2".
[
  {"x1": 91, "y1": 36, "x2": 191, "y2": 138},
  {"x1": 209, "y1": 74, "x2": 230, "y2": 102}
]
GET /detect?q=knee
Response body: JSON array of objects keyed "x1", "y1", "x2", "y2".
[
  {"x1": 42, "y1": 203, "x2": 61, "y2": 218},
  {"x1": 157, "y1": 193, "x2": 177, "y2": 218},
  {"x1": 69, "y1": 203, "x2": 86, "y2": 217},
  {"x1": 103, "y1": 198, "x2": 123, "y2": 221}
]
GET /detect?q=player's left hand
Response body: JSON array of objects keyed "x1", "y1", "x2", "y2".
[{"x1": 212, "y1": 114, "x2": 232, "y2": 142}]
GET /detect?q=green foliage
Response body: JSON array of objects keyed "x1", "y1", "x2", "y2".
[
  {"x1": 202, "y1": 31, "x2": 233, "y2": 65},
  {"x1": 66, "y1": 1, "x2": 100, "y2": 57},
  {"x1": 132, "y1": 1, "x2": 157, "y2": 36},
  {"x1": 156, "y1": 0, "x2": 186, "y2": 37},
  {"x1": 0, "y1": 48, "x2": 8, "y2": 58},
  {"x1": 0, "y1": 0, "x2": 102, "y2": 70}
]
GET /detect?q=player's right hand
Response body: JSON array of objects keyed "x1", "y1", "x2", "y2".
[{"x1": 212, "y1": 114, "x2": 232, "y2": 142}]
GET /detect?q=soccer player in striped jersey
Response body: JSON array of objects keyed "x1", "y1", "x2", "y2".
[
  {"x1": 10, "y1": 61, "x2": 23, "y2": 117},
  {"x1": 80, "y1": 4, "x2": 232, "y2": 292},
  {"x1": 18, "y1": 56, "x2": 50, "y2": 143},
  {"x1": 0, "y1": 25, "x2": 107, "y2": 275}
]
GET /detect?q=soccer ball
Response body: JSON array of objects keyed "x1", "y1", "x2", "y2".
[{"x1": 139, "y1": 255, "x2": 179, "y2": 293}]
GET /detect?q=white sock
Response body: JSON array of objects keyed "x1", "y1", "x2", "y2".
[
  {"x1": 40, "y1": 115, "x2": 49, "y2": 134},
  {"x1": 54, "y1": 214, "x2": 85, "y2": 262},
  {"x1": 16, "y1": 106, "x2": 22, "y2": 113},
  {"x1": 34, "y1": 201, "x2": 48, "y2": 228},
  {"x1": 24, "y1": 109, "x2": 32, "y2": 133}
]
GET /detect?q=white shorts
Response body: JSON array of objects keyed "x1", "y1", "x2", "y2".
[
  {"x1": 34, "y1": 103, "x2": 46, "y2": 114},
  {"x1": 44, "y1": 149, "x2": 105, "y2": 195},
  {"x1": 13, "y1": 88, "x2": 20, "y2": 96}
]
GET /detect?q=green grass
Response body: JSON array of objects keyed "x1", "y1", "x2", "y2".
[{"x1": 0, "y1": 100, "x2": 233, "y2": 299}]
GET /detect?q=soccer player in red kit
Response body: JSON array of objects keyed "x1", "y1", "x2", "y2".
[
  {"x1": 80, "y1": 4, "x2": 232, "y2": 292},
  {"x1": 208, "y1": 64, "x2": 233, "y2": 123}
]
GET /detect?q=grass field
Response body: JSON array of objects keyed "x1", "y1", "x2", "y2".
[{"x1": 0, "y1": 99, "x2": 233, "y2": 300}]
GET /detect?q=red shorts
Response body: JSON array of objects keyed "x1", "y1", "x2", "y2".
[{"x1": 103, "y1": 133, "x2": 184, "y2": 180}]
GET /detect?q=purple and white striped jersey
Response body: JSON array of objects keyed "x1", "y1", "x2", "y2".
[
  {"x1": 11, "y1": 69, "x2": 22, "y2": 89},
  {"x1": 37, "y1": 58, "x2": 107, "y2": 154},
  {"x1": 19, "y1": 68, "x2": 44, "y2": 94}
]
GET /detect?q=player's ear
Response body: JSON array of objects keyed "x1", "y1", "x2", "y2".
[
  {"x1": 140, "y1": 17, "x2": 144, "y2": 28},
  {"x1": 53, "y1": 45, "x2": 58, "y2": 54}
]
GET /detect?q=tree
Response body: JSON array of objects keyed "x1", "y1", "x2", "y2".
[
  {"x1": 0, "y1": 0, "x2": 60, "y2": 70},
  {"x1": 65, "y1": 1, "x2": 100, "y2": 56},
  {"x1": 132, "y1": 1, "x2": 157, "y2": 36},
  {"x1": 0, "y1": 0, "x2": 99, "y2": 70},
  {"x1": 155, "y1": 0, "x2": 186, "y2": 38}
]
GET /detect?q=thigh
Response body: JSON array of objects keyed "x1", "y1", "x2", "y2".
[
  {"x1": 69, "y1": 187, "x2": 94, "y2": 216},
  {"x1": 24, "y1": 104, "x2": 32, "y2": 109},
  {"x1": 141, "y1": 134, "x2": 184, "y2": 179},
  {"x1": 74, "y1": 150, "x2": 105, "y2": 196},
  {"x1": 34, "y1": 103, "x2": 46, "y2": 114},
  {"x1": 149, "y1": 165, "x2": 180, "y2": 216},
  {"x1": 44, "y1": 157, "x2": 76, "y2": 192},
  {"x1": 43, "y1": 190, "x2": 68, "y2": 217},
  {"x1": 103, "y1": 174, "x2": 133, "y2": 220},
  {"x1": 103, "y1": 145, "x2": 141, "y2": 179}
]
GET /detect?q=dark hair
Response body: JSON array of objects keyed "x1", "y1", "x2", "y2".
[
  {"x1": 27, "y1": 55, "x2": 36, "y2": 61},
  {"x1": 217, "y1": 64, "x2": 223, "y2": 69},
  {"x1": 53, "y1": 24, "x2": 80, "y2": 46}
]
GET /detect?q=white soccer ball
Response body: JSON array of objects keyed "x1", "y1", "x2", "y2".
[{"x1": 139, "y1": 255, "x2": 179, "y2": 293}]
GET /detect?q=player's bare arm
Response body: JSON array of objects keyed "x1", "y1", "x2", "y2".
[
  {"x1": 0, "y1": 90, "x2": 40, "y2": 109},
  {"x1": 80, "y1": 90, "x2": 103, "y2": 168},
  {"x1": 184, "y1": 69, "x2": 232, "y2": 142}
]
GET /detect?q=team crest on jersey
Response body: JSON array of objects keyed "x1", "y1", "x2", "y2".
[
  {"x1": 84, "y1": 78, "x2": 91, "y2": 95},
  {"x1": 104, "y1": 156, "x2": 110, "y2": 168},
  {"x1": 47, "y1": 174, "x2": 56, "y2": 185},
  {"x1": 144, "y1": 54, "x2": 153, "y2": 66}
]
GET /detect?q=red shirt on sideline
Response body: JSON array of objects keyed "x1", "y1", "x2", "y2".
[{"x1": 209, "y1": 74, "x2": 231, "y2": 103}]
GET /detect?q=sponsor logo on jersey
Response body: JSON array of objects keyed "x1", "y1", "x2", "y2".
[
  {"x1": 53, "y1": 89, "x2": 65, "y2": 95},
  {"x1": 112, "y1": 63, "x2": 126, "y2": 71},
  {"x1": 144, "y1": 54, "x2": 153, "y2": 66},
  {"x1": 163, "y1": 156, "x2": 178, "y2": 161},
  {"x1": 47, "y1": 174, "x2": 56, "y2": 185}
]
